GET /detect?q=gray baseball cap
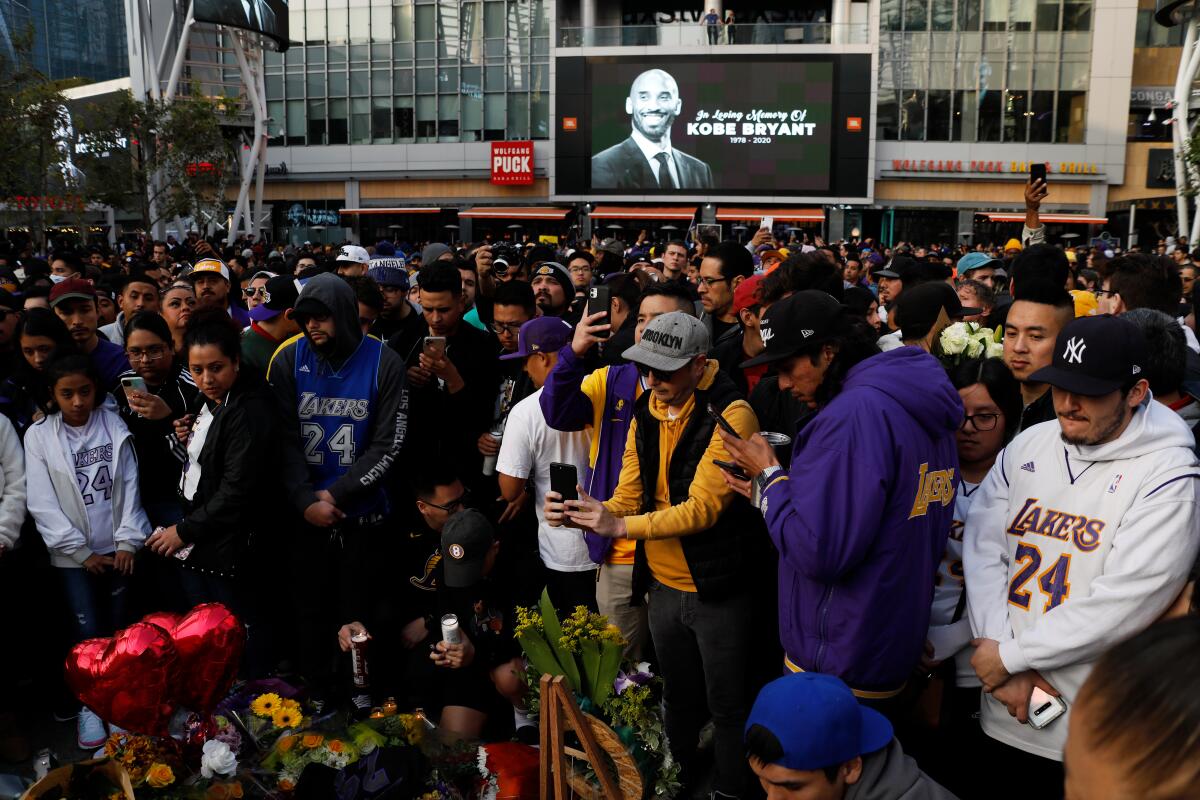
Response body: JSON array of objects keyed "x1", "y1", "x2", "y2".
[{"x1": 622, "y1": 311, "x2": 709, "y2": 372}]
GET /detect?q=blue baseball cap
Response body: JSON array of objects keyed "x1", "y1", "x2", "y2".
[
  {"x1": 367, "y1": 261, "x2": 409, "y2": 289},
  {"x1": 499, "y1": 316, "x2": 573, "y2": 360},
  {"x1": 745, "y1": 673, "x2": 893, "y2": 771},
  {"x1": 957, "y1": 252, "x2": 999, "y2": 274}
]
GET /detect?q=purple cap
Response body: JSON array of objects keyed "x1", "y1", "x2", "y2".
[{"x1": 499, "y1": 316, "x2": 574, "y2": 360}]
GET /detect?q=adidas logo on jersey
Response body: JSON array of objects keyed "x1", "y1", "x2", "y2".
[
  {"x1": 1021, "y1": 461, "x2": 1036, "y2": 473},
  {"x1": 298, "y1": 364, "x2": 311, "y2": 373}
]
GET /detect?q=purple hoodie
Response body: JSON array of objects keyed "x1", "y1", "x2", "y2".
[{"x1": 761, "y1": 346, "x2": 962, "y2": 693}]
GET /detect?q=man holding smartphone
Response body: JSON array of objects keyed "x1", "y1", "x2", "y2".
[{"x1": 965, "y1": 315, "x2": 1200, "y2": 794}]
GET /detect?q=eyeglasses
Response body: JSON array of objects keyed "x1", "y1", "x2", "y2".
[
  {"x1": 423, "y1": 490, "x2": 470, "y2": 512},
  {"x1": 635, "y1": 362, "x2": 686, "y2": 382},
  {"x1": 961, "y1": 412, "x2": 1000, "y2": 432},
  {"x1": 127, "y1": 345, "x2": 169, "y2": 363},
  {"x1": 568, "y1": 266, "x2": 593, "y2": 275},
  {"x1": 491, "y1": 321, "x2": 524, "y2": 335},
  {"x1": 697, "y1": 276, "x2": 729, "y2": 287},
  {"x1": 243, "y1": 287, "x2": 268, "y2": 298},
  {"x1": 1094, "y1": 288, "x2": 1117, "y2": 298}
]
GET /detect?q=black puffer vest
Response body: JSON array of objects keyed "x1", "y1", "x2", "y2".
[{"x1": 630, "y1": 370, "x2": 762, "y2": 603}]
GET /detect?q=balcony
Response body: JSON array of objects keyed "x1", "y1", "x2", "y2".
[{"x1": 558, "y1": 23, "x2": 871, "y2": 48}]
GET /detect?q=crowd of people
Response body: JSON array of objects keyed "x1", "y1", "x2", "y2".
[{"x1": 0, "y1": 176, "x2": 1198, "y2": 799}]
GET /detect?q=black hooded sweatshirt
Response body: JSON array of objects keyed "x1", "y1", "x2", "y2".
[{"x1": 267, "y1": 273, "x2": 410, "y2": 515}]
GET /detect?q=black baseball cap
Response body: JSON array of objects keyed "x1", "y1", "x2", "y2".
[
  {"x1": 1029, "y1": 315, "x2": 1148, "y2": 396},
  {"x1": 248, "y1": 275, "x2": 301, "y2": 322},
  {"x1": 873, "y1": 256, "x2": 919, "y2": 283},
  {"x1": 441, "y1": 509, "x2": 495, "y2": 588},
  {"x1": 894, "y1": 282, "x2": 980, "y2": 341},
  {"x1": 741, "y1": 290, "x2": 843, "y2": 368}
]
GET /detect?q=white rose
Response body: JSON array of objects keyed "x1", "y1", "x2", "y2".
[
  {"x1": 986, "y1": 339, "x2": 1005, "y2": 359},
  {"x1": 200, "y1": 739, "x2": 238, "y2": 778},
  {"x1": 965, "y1": 337, "x2": 984, "y2": 358},
  {"x1": 940, "y1": 323, "x2": 969, "y2": 355}
]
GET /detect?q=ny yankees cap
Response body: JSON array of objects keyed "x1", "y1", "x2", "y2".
[
  {"x1": 499, "y1": 316, "x2": 574, "y2": 360},
  {"x1": 741, "y1": 290, "x2": 843, "y2": 368},
  {"x1": 746, "y1": 672, "x2": 893, "y2": 772},
  {"x1": 441, "y1": 509, "x2": 495, "y2": 588},
  {"x1": 1029, "y1": 314, "x2": 1148, "y2": 397},
  {"x1": 623, "y1": 311, "x2": 709, "y2": 372},
  {"x1": 336, "y1": 244, "x2": 370, "y2": 264}
]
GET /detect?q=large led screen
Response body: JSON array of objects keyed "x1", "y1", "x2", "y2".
[
  {"x1": 195, "y1": 0, "x2": 290, "y2": 50},
  {"x1": 555, "y1": 54, "x2": 871, "y2": 198}
]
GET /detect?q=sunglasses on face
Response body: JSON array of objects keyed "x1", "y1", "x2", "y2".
[
  {"x1": 243, "y1": 287, "x2": 268, "y2": 298},
  {"x1": 635, "y1": 362, "x2": 686, "y2": 382}
]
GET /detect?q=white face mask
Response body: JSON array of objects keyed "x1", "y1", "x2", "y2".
[{"x1": 49, "y1": 274, "x2": 68, "y2": 284}]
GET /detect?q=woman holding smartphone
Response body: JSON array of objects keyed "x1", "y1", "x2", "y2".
[{"x1": 114, "y1": 311, "x2": 199, "y2": 529}]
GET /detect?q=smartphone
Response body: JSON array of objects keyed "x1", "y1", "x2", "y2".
[
  {"x1": 760, "y1": 216, "x2": 774, "y2": 233},
  {"x1": 423, "y1": 336, "x2": 447, "y2": 361},
  {"x1": 549, "y1": 462, "x2": 579, "y2": 502},
  {"x1": 1028, "y1": 687, "x2": 1067, "y2": 729},
  {"x1": 588, "y1": 285, "x2": 611, "y2": 340},
  {"x1": 707, "y1": 403, "x2": 741, "y2": 439},
  {"x1": 712, "y1": 459, "x2": 750, "y2": 481},
  {"x1": 1030, "y1": 162, "x2": 1047, "y2": 185},
  {"x1": 120, "y1": 376, "x2": 148, "y2": 395}
]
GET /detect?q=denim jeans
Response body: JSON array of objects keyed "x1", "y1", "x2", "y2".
[
  {"x1": 647, "y1": 580, "x2": 752, "y2": 797},
  {"x1": 57, "y1": 565, "x2": 132, "y2": 643}
]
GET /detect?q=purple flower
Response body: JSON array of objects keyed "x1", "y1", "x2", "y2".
[{"x1": 614, "y1": 662, "x2": 654, "y2": 695}]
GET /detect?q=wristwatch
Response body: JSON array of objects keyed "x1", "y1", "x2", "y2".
[{"x1": 753, "y1": 465, "x2": 783, "y2": 512}]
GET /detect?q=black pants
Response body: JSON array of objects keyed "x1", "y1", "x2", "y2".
[
  {"x1": 542, "y1": 566, "x2": 598, "y2": 616},
  {"x1": 979, "y1": 731, "x2": 1064, "y2": 800},
  {"x1": 647, "y1": 581, "x2": 752, "y2": 798}
]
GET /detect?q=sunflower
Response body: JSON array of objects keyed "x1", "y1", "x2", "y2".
[
  {"x1": 273, "y1": 706, "x2": 303, "y2": 729},
  {"x1": 250, "y1": 692, "x2": 283, "y2": 718}
]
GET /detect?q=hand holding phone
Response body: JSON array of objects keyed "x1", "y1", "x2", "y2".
[
  {"x1": 549, "y1": 462, "x2": 580, "y2": 528},
  {"x1": 712, "y1": 459, "x2": 750, "y2": 481},
  {"x1": 587, "y1": 286, "x2": 611, "y2": 340},
  {"x1": 120, "y1": 376, "x2": 148, "y2": 395},
  {"x1": 1028, "y1": 687, "x2": 1067, "y2": 729},
  {"x1": 423, "y1": 336, "x2": 447, "y2": 361},
  {"x1": 707, "y1": 404, "x2": 741, "y2": 439}
]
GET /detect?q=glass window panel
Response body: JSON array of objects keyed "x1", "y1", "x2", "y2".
[
  {"x1": 416, "y1": 95, "x2": 437, "y2": 140},
  {"x1": 307, "y1": 72, "x2": 326, "y2": 95},
  {"x1": 931, "y1": 0, "x2": 954, "y2": 29},
  {"x1": 286, "y1": 99, "x2": 306, "y2": 144},
  {"x1": 1060, "y1": 59, "x2": 1087, "y2": 89},
  {"x1": 930, "y1": 59, "x2": 954, "y2": 89},
  {"x1": 1062, "y1": 32, "x2": 1090, "y2": 52},
  {"x1": 285, "y1": 72, "x2": 304, "y2": 96},
  {"x1": 329, "y1": 45, "x2": 347, "y2": 63},
  {"x1": 329, "y1": 70, "x2": 349, "y2": 95},
  {"x1": 308, "y1": 48, "x2": 326, "y2": 64},
  {"x1": 1037, "y1": 0, "x2": 1060, "y2": 30},
  {"x1": 1007, "y1": 58, "x2": 1031, "y2": 89},
  {"x1": 905, "y1": 0, "x2": 928, "y2": 30},
  {"x1": 308, "y1": 99, "x2": 327, "y2": 144},
  {"x1": 958, "y1": 0, "x2": 980, "y2": 30},
  {"x1": 350, "y1": 44, "x2": 370, "y2": 62},
  {"x1": 1033, "y1": 61, "x2": 1058, "y2": 91},
  {"x1": 1003, "y1": 90, "x2": 1028, "y2": 141},
  {"x1": 416, "y1": 41, "x2": 437, "y2": 58},
  {"x1": 532, "y1": 36, "x2": 549, "y2": 58},
  {"x1": 306, "y1": 1, "x2": 326, "y2": 44},
  {"x1": 958, "y1": 31, "x2": 982, "y2": 53},
  {"x1": 372, "y1": 69, "x2": 390, "y2": 93},
  {"x1": 415, "y1": 5, "x2": 435, "y2": 39},
  {"x1": 900, "y1": 90, "x2": 926, "y2": 139},
  {"x1": 352, "y1": 98, "x2": 371, "y2": 143},
  {"x1": 372, "y1": 98, "x2": 392, "y2": 141},
  {"x1": 439, "y1": 65, "x2": 459, "y2": 90},
  {"x1": 881, "y1": 0, "x2": 903, "y2": 29},
  {"x1": 438, "y1": 0, "x2": 461, "y2": 59},
  {"x1": 928, "y1": 90, "x2": 952, "y2": 139},
  {"x1": 267, "y1": 100, "x2": 285, "y2": 144},
  {"x1": 393, "y1": 67, "x2": 413, "y2": 93},
  {"x1": 531, "y1": 91, "x2": 549, "y2": 139},
  {"x1": 1029, "y1": 90, "x2": 1053, "y2": 141},
  {"x1": 266, "y1": 73, "x2": 283, "y2": 99},
  {"x1": 507, "y1": 92, "x2": 529, "y2": 139},
  {"x1": 462, "y1": 94, "x2": 482, "y2": 141},
  {"x1": 953, "y1": 90, "x2": 977, "y2": 140},
  {"x1": 1062, "y1": 2, "x2": 1090, "y2": 30},
  {"x1": 1056, "y1": 90, "x2": 1086, "y2": 142},
  {"x1": 349, "y1": 3, "x2": 369, "y2": 42},
  {"x1": 417, "y1": 66, "x2": 436, "y2": 92},
  {"x1": 978, "y1": 90, "x2": 1002, "y2": 140},
  {"x1": 484, "y1": 92, "x2": 505, "y2": 139},
  {"x1": 329, "y1": 98, "x2": 348, "y2": 144},
  {"x1": 483, "y1": 1, "x2": 504, "y2": 36},
  {"x1": 438, "y1": 94, "x2": 459, "y2": 139},
  {"x1": 372, "y1": 43, "x2": 390, "y2": 60},
  {"x1": 328, "y1": 4, "x2": 348, "y2": 43},
  {"x1": 1011, "y1": 0, "x2": 1034, "y2": 29},
  {"x1": 394, "y1": 98, "x2": 415, "y2": 140},
  {"x1": 393, "y1": 42, "x2": 414, "y2": 59},
  {"x1": 508, "y1": 60, "x2": 529, "y2": 91},
  {"x1": 392, "y1": 3, "x2": 413, "y2": 41},
  {"x1": 351, "y1": 70, "x2": 369, "y2": 95},
  {"x1": 930, "y1": 33, "x2": 957, "y2": 54},
  {"x1": 983, "y1": 0, "x2": 1006, "y2": 29},
  {"x1": 371, "y1": 2, "x2": 390, "y2": 42}
]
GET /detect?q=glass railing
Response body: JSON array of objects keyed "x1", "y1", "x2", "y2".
[{"x1": 558, "y1": 23, "x2": 872, "y2": 48}]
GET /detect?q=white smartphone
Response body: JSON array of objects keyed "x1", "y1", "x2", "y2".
[
  {"x1": 760, "y1": 216, "x2": 774, "y2": 233},
  {"x1": 1028, "y1": 687, "x2": 1067, "y2": 729},
  {"x1": 120, "y1": 376, "x2": 148, "y2": 395}
]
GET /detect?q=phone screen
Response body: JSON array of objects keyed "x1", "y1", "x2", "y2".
[{"x1": 1030, "y1": 162, "x2": 1047, "y2": 184}]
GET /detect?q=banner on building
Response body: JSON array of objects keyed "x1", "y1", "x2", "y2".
[{"x1": 491, "y1": 141, "x2": 535, "y2": 185}]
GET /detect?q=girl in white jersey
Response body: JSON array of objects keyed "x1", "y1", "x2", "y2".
[
  {"x1": 917, "y1": 356, "x2": 1021, "y2": 796},
  {"x1": 24, "y1": 355, "x2": 149, "y2": 750}
]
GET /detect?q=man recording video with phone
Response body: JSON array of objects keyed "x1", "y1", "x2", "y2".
[
  {"x1": 591, "y1": 68, "x2": 714, "y2": 191},
  {"x1": 543, "y1": 311, "x2": 762, "y2": 798}
]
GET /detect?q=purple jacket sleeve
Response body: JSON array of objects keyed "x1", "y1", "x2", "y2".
[
  {"x1": 539, "y1": 345, "x2": 596, "y2": 432},
  {"x1": 762, "y1": 404, "x2": 890, "y2": 582}
]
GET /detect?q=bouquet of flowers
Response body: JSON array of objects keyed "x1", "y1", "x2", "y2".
[
  {"x1": 101, "y1": 731, "x2": 245, "y2": 799},
  {"x1": 938, "y1": 321, "x2": 1004, "y2": 365},
  {"x1": 515, "y1": 590, "x2": 681, "y2": 798}
]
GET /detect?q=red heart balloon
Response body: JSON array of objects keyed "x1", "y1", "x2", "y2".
[
  {"x1": 64, "y1": 622, "x2": 179, "y2": 735},
  {"x1": 170, "y1": 603, "x2": 245, "y2": 714},
  {"x1": 141, "y1": 610, "x2": 181, "y2": 631}
]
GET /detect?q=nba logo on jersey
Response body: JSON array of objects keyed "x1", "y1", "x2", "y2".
[{"x1": 1108, "y1": 474, "x2": 1123, "y2": 494}]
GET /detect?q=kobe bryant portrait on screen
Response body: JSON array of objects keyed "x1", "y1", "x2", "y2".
[{"x1": 591, "y1": 68, "x2": 714, "y2": 191}]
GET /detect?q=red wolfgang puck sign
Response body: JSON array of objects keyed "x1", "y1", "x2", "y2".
[{"x1": 491, "y1": 141, "x2": 534, "y2": 185}]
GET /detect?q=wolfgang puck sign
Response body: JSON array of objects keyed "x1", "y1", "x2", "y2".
[{"x1": 491, "y1": 141, "x2": 534, "y2": 185}]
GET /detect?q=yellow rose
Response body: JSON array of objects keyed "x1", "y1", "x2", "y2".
[
  {"x1": 300, "y1": 733, "x2": 324, "y2": 749},
  {"x1": 146, "y1": 763, "x2": 175, "y2": 789}
]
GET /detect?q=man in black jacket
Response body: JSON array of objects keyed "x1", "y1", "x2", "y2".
[{"x1": 267, "y1": 273, "x2": 409, "y2": 699}]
